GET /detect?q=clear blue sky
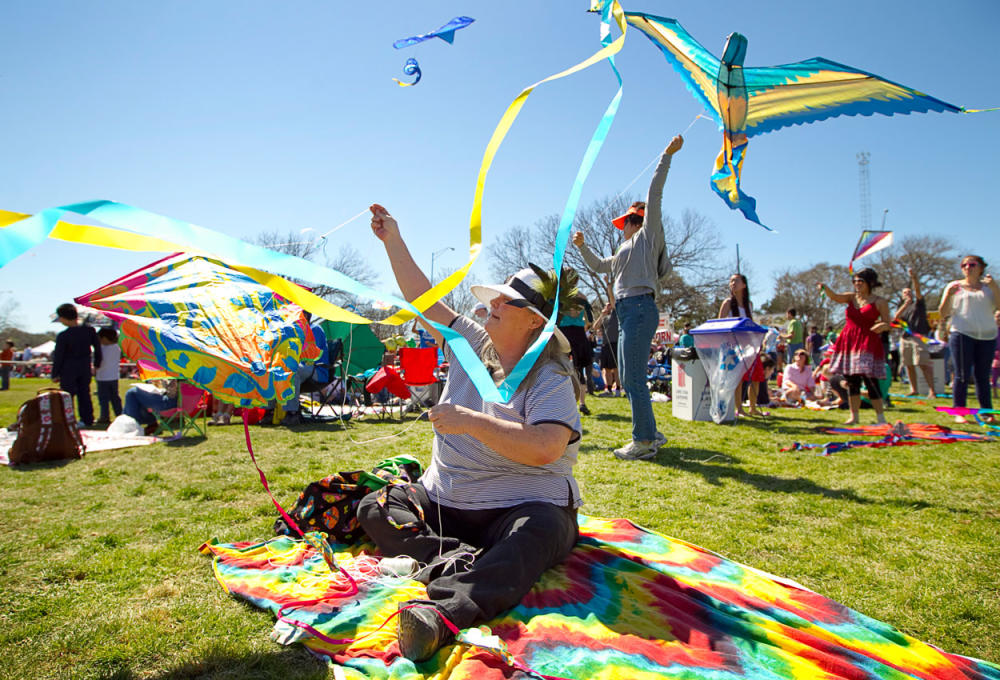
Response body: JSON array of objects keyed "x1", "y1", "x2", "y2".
[{"x1": 2, "y1": 0, "x2": 997, "y2": 333}]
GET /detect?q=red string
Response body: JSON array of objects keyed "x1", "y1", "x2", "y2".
[{"x1": 242, "y1": 421, "x2": 573, "y2": 679}]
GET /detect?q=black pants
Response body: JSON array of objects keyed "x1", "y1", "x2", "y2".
[
  {"x1": 96, "y1": 380, "x2": 123, "y2": 421},
  {"x1": 844, "y1": 374, "x2": 882, "y2": 400},
  {"x1": 358, "y1": 483, "x2": 578, "y2": 629},
  {"x1": 61, "y1": 373, "x2": 94, "y2": 426}
]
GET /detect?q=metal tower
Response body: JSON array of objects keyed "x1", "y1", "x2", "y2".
[{"x1": 857, "y1": 151, "x2": 871, "y2": 230}]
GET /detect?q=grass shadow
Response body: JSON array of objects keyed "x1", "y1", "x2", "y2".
[
  {"x1": 106, "y1": 645, "x2": 329, "y2": 680},
  {"x1": 656, "y1": 446, "x2": 876, "y2": 505},
  {"x1": 591, "y1": 413, "x2": 632, "y2": 424},
  {"x1": 7, "y1": 457, "x2": 79, "y2": 471}
]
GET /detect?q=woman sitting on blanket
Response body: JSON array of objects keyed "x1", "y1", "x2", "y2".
[{"x1": 359, "y1": 204, "x2": 583, "y2": 662}]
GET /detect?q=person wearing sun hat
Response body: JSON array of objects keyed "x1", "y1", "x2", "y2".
[
  {"x1": 572, "y1": 134, "x2": 683, "y2": 460},
  {"x1": 359, "y1": 204, "x2": 583, "y2": 662},
  {"x1": 470, "y1": 301, "x2": 489, "y2": 324}
]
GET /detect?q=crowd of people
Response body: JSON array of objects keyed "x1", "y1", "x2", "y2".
[{"x1": 3, "y1": 135, "x2": 999, "y2": 663}]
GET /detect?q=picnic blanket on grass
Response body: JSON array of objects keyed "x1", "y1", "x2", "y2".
[
  {"x1": 0, "y1": 428, "x2": 161, "y2": 465},
  {"x1": 200, "y1": 515, "x2": 999, "y2": 679}
]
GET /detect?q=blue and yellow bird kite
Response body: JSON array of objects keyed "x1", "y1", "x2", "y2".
[{"x1": 624, "y1": 12, "x2": 993, "y2": 229}]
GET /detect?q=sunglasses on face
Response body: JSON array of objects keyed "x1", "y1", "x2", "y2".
[{"x1": 961, "y1": 262, "x2": 979, "y2": 269}]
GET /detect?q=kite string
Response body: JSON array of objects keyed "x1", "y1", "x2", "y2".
[
  {"x1": 616, "y1": 113, "x2": 705, "y2": 198},
  {"x1": 270, "y1": 207, "x2": 371, "y2": 248}
]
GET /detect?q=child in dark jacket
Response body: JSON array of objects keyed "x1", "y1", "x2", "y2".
[{"x1": 51, "y1": 303, "x2": 101, "y2": 427}]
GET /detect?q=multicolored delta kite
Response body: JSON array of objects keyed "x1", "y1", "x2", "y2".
[
  {"x1": 76, "y1": 253, "x2": 320, "y2": 407},
  {"x1": 622, "y1": 11, "x2": 992, "y2": 229},
  {"x1": 849, "y1": 229, "x2": 893, "y2": 272}
]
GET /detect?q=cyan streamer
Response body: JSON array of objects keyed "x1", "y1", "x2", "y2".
[
  {"x1": 502, "y1": 0, "x2": 625, "y2": 394},
  {"x1": 0, "y1": 2, "x2": 628, "y2": 403}
]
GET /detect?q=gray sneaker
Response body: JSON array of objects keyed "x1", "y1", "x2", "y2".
[
  {"x1": 653, "y1": 431, "x2": 667, "y2": 448},
  {"x1": 613, "y1": 440, "x2": 657, "y2": 460}
]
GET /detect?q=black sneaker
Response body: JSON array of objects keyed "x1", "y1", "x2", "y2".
[
  {"x1": 397, "y1": 601, "x2": 453, "y2": 662},
  {"x1": 579, "y1": 404, "x2": 591, "y2": 416}
]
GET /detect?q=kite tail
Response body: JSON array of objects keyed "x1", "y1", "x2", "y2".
[{"x1": 710, "y1": 139, "x2": 771, "y2": 231}]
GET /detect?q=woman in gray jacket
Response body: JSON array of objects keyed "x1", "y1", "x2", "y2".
[{"x1": 573, "y1": 134, "x2": 683, "y2": 460}]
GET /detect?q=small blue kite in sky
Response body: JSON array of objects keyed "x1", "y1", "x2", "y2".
[
  {"x1": 393, "y1": 16, "x2": 475, "y2": 49},
  {"x1": 393, "y1": 58, "x2": 422, "y2": 87}
]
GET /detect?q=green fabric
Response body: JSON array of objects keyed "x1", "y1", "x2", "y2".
[{"x1": 321, "y1": 321, "x2": 385, "y2": 377}]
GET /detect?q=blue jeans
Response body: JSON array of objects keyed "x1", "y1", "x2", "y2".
[
  {"x1": 616, "y1": 294, "x2": 659, "y2": 442},
  {"x1": 949, "y1": 332, "x2": 994, "y2": 410},
  {"x1": 124, "y1": 386, "x2": 177, "y2": 425}
]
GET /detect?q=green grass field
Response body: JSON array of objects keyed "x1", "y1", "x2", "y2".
[{"x1": 1, "y1": 377, "x2": 998, "y2": 679}]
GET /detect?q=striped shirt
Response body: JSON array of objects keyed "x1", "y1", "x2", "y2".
[{"x1": 420, "y1": 315, "x2": 582, "y2": 510}]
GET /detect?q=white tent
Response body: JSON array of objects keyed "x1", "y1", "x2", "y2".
[{"x1": 31, "y1": 340, "x2": 55, "y2": 356}]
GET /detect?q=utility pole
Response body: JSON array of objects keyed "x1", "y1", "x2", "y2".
[
  {"x1": 857, "y1": 151, "x2": 871, "y2": 230},
  {"x1": 430, "y1": 247, "x2": 454, "y2": 285}
]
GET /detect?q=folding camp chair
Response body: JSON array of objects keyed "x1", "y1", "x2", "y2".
[
  {"x1": 154, "y1": 382, "x2": 209, "y2": 438},
  {"x1": 299, "y1": 338, "x2": 349, "y2": 422},
  {"x1": 398, "y1": 347, "x2": 441, "y2": 414},
  {"x1": 365, "y1": 364, "x2": 411, "y2": 420}
]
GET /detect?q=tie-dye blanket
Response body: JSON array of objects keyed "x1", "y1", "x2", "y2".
[{"x1": 201, "y1": 515, "x2": 999, "y2": 679}]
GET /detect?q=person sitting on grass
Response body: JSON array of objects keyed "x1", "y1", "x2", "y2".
[
  {"x1": 358, "y1": 204, "x2": 583, "y2": 663},
  {"x1": 781, "y1": 349, "x2": 816, "y2": 406}
]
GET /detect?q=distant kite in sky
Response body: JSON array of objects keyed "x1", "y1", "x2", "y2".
[
  {"x1": 391, "y1": 16, "x2": 474, "y2": 86},
  {"x1": 848, "y1": 229, "x2": 893, "y2": 272},
  {"x1": 623, "y1": 12, "x2": 995, "y2": 229},
  {"x1": 393, "y1": 57, "x2": 422, "y2": 87},
  {"x1": 393, "y1": 16, "x2": 475, "y2": 49}
]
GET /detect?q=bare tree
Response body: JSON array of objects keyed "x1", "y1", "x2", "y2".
[
  {"x1": 0, "y1": 295, "x2": 21, "y2": 333},
  {"x1": 489, "y1": 196, "x2": 725, "y2": 315},
  {"x1": 486, "y1": 224, "x2": 546, "y2": 283},
  {"x1": 434, "y1": 266, "x2": 481, "y2": 319},
  {"x1": 764, "y1": 262, "x2": 851, "y2": 328},
  {"x1": 253, "y1": 231, "x2": 380, "y2": 310},
  {"x1": 868, "y1": 235, "x2": 959, "y2": 309}
]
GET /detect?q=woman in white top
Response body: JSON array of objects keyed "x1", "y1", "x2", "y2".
[
  {"x1": 938, "y1": 254, "x2": 1000, "y2": 422},
  {"x1": 718, "y1": 273, "x2": 764, "y2": 416}
]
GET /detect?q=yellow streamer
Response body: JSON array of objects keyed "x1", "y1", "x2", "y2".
[{"x1": 1, "y1": 210, "x2": 190, "y2": 254}]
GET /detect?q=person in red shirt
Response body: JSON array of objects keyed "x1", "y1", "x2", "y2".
[{"x1": 0, "y1": 339, "x2": 14, "y2": 390}]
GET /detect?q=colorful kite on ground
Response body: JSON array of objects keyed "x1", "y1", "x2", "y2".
[
  {"x1": 783, "y1": 420, "x2": 996, "y2": 455},
  {"x1": 392, "y1": 16, "x2": 475, "y2": 49},
  {"x1": 75, "y1": 253, "x2": 319, "y2": 407},
  {"x1": 849, "y1": 229, "x2": 893, "y2": 272},
  {"x1": 936, "y1": 406, "x2": 1000, "y2": 431},
  {"x1": 622, "y1": 12, "x2": 992, "y2": 229}
]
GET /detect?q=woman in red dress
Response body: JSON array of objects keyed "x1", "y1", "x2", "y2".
[{"x1": 817, "y1": 268, "x2": 891, "y2": 425}]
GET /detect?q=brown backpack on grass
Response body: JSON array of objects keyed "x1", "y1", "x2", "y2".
[{"x1": 9, "y1": 389, "x2": 86, "y2": 465}]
